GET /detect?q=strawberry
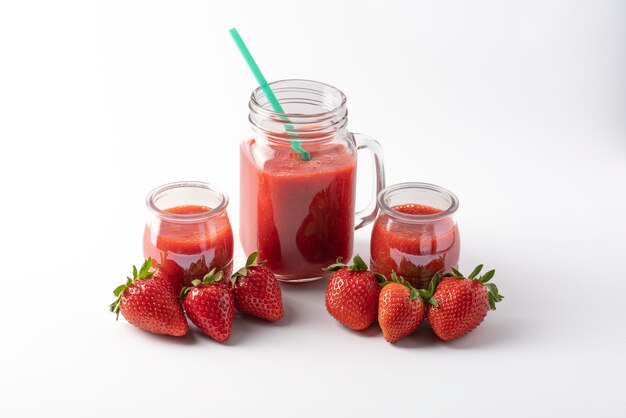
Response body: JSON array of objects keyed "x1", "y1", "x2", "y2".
[
  {"x1": 426, "y1": 265, "x2": 504, "y2": 341},
  {"x1": 378, "y1": 272, "x2": 434, "y2": 343},
  {"x1": 323, "y1": 255, "x2": 385, "y2": 330},
  {"x1": 231, "y1": 252, "x2": 284, "y2": 321},
  {"x1": 180, "y1": 269, "x2": 234, "y2": 342},
  {"x1": 109, "y1": 258, "x2": 188, "y2": 337}
]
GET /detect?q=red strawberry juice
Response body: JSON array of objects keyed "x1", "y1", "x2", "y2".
[
  {"x1": 371, "y1": 203, "x2": 460, "y2": 289},
  {"x1": 239, "y1": 140, "x2": 356, "y2": 280},
  {"x1": 143, "y1": 204, "x2": 234, "y2": 286}
]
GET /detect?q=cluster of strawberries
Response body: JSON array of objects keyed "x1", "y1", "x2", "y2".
[
  {"x1": 324, "y1": 255, "x2": 503, "y2": 342},
  {"x1": 109, "y1": 252, "x2": 283, "y2": 342},
  {"x1": 111, "y1": 253, "x2": 503, "y2": 344}
]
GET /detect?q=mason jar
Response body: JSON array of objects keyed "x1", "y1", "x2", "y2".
[{"x1": 240, "y1": 79, "x2": 385, "y2": 282}]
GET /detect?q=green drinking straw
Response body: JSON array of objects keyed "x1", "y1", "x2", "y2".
[{"x1": 229, "y1": 27, "x2": 311, "y2": 161}]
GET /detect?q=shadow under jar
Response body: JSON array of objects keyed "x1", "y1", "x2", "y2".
[
  {"x1": 240, "y1": 79, "x2": 385, "y2": 282},
  {"x1": 370, "y1": 182, "x2": 460, "y2": 289},
  {"x1": 143, "y1": 181, "x2": 234, "y2": 288}
]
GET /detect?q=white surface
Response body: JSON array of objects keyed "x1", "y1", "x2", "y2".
[{"x1": 1, "y1": 1, "x2": 625, "y2": 417}]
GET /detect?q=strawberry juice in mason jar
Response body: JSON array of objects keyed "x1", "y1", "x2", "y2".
[{"x1": 240, "y1": 80, "x2": 385, "y2": 282}]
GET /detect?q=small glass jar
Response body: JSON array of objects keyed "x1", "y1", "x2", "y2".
[
  {"x1": 370, "y1": 182, "x2": 460, "y2": 289},
  {"x1": 143, "y1": 181, "x2": 234, "y2": 287},
  {"x1": 240, "y1": 79, "x2": 385, "y2": 282}
]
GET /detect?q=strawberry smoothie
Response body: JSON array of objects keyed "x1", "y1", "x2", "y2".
[
  {"x1": 241, "y1": 79, "x2": 385, "y2": 281},
  {"x1": 240, "y1": 140, "x2": 356, "y2": 280},
  {"x1": 144, "y1": 183, "x2": 234, "y2": 287},
  {"x1": 370, "y1": 184, "x2": 460, "y2": 289}
]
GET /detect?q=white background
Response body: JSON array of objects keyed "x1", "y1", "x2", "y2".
[{"x1": 1, "y1": 1, "x2": 625, "y2": 417}]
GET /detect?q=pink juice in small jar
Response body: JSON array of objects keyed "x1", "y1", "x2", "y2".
[
  {"x1": 370, "y1": 183, "x2": 460, "y2": 289},
  {"x1": 143, "y1": 182, "x2": 234, "y2": 287}
]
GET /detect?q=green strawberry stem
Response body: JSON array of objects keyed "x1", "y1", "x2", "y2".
[
  {"x1": 373, "y1": 272, "x2": 387, "y2": 284},
  {"x1": 231, "y1": 251, "x2": 267, "y2": 284},
  {"x1": 468, "y1": 264, "x2": 483, "y2": 279},
  {"x1": 180, "y1": 268, "x2": 224, "y2": 299},
  {"x1": 449, "y1": 266, "x2": 463, "y2": 277},
  {"x1": 322, "y1": 254, "x2": 369, "y2": 273},
  {"x1": 437, "y1": 265, "x2": 503, "y2": 310},
  {"x1": 380, "y1": 271, "x2": 422, "y2": 301},
  {"x1": 418, "y1": 271, "x2": 440, "y2": 307},
  {"x1": 109, "y1": 258, "x2": 155, "y2": 320}
]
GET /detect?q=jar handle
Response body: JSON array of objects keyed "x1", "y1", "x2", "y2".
[{"x1": 352, "y1": 133, "x2": 385, "y2": 230}]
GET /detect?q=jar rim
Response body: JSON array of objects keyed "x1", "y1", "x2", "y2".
[
  {"x1": 249, "y1": 79, "x2": 347, "y2": 120},
  {"x1": 146, "y1": 181, "x2": 229, "y2": 222},
  {"x1": 377, "y1": 182, "x2": 459, "y2": 223}
]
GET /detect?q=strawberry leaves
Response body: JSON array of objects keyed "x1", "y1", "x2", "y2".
[
  {"x1": 180, "y1": 268, "x2": 225, "y2": 299},
  {"x1": 419, "y1": 271, "x2": 440, "y2": 307},
  {"x1": 485, "y1": 282, "x2": 504, "y2": 310},
  {"x1": 470, "y1": 266, "x2": 502, "y2": 310},
  {"x1": 380, "y1": 272, "x2": 420, "y2": 301},
  {"x1": 349, "y1": 255, "x2": 369, "y2": 272},
  {"x1": 468, "y1": 264, "x2": 483, "y2": 279},
  {"x1": 438, "y1": 265, "x2": 503, "y2": 310},
  {"x1": 231, "y1": 251, "x2": 266, "y2": 283},
  {"x1": 324, "y1": 255, "x2": 387, "y2": 284},
  {"x1": 450, "y1": 266, "x2": 463, "y2": 277},
  {"x1": 373, "y1": 272, "x2": 387, "y2": 284},
  {"x1": 478, "y1": 269, "x2": 495, "y2": 283},
  {"x1": 323, "y1": 254, "x2": 369, "y2": 272},
  {"x1": 109, "y1": 258, "x2": 156, "y2": 320},
  {"x1": 322, "y1": 258, "x2": 349, "y2": 272}
]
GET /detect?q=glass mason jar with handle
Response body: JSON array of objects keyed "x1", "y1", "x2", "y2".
[{"x1": 240, "y1": 79, "x2": 385, "y2": 282}]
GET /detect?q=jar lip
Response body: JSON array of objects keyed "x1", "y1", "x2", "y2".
[
  {"x1": 249, "y1": 79, "x2": 347, "y2": 119},
  {"x1": 146, "y1": 181, "x2": 229, "y2": 222},
  {"x1": 377, "y1": 182, "x2": 459, "y2": 223}
]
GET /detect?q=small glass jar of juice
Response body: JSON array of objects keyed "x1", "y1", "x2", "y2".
[
  {"x1": 370, "y1": 182, "x2": 460, "y2": 289},
  {"x1": 240, "y1": 79, "x2": 385, "y2": 282},
  {"x1": 143, "y1": 181, "x2": 234, "y2": 287}
]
